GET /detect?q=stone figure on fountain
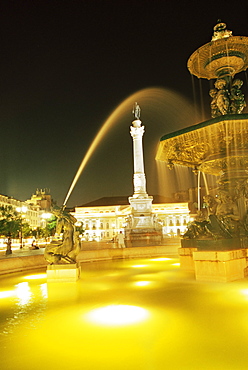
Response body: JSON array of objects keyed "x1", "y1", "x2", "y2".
[
  {"x1": 210, "y1": 79, "x2": 230, "y2": 117},
  {"x1": 183, "y1": 210, "x2": 211, "y2": 239},
  {"x1": 44, "y1": 207, "x2": 81, "y2": 264},
  {"x1": 184, "y1": 192, "x2": 241, "y2": 240},
  {"x1": 230, "y1": 79, "x2": 246, "y2": 114},
  {"x1": 209, "y1": 89, "x2": 219, "y2": 118},
  {"x1": 210, "y1": 78, "x2": 246, "y2": 118}
]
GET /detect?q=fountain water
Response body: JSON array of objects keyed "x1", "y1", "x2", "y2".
[{"x1": 2, "y1": 258, "x2": 248, "y2": 369}]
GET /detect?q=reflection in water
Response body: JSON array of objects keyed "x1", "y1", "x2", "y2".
[
  {"x1": 1, "y1": 258, "x2": 248, "y2": 369},
  {"x1": 1, "y1": 275, "x2": 47, "y2": 337},
  {"x1": 86, "y1": 304, "x2": 149, "y2": 326},
  {"x1": 15, "y1": 282, "x2": 32, "y2": 306},
  {"x1": 134, "y1": 280, "x2": 151, "y2": 287},
  {"x1": 0, "y1": 290, "x2": 15, "y2": 299}
]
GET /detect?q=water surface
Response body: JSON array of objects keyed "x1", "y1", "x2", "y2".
[{"x1": 1, "y1": 257, "x2": 248, "y2": 369}]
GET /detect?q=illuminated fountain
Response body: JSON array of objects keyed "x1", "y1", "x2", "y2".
[{"x1": 156, "y1": 21, "x2": 248, "y2": 281}]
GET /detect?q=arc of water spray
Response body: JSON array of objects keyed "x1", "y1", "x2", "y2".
[
  {"x1": 62, "y1": 111, "x2": 119, "y2": 206},
  {"x1": 62, "y1": 91, "x2": 145, "y2": 206},
  {"x1": 63, "y1": 87, "x2": 195, "y2": 207}
]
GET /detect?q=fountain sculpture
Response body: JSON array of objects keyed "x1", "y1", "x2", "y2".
[
  {"x1": 44, "y1": 207, "x2": 81, "y2": 281},
  {"x1": 156, "y1": 21, "x2": 248, "y2": 281}
]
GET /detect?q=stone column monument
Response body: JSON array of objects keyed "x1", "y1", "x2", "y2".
[{"x1": 126, "y1": 103, "x2": 162, "y2": 247}]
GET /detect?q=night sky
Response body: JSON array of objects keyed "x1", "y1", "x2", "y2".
[{"x1": 1, "y1": 0, "x2": 248, "y2": 207}]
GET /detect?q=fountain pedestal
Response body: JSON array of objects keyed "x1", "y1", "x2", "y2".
[
  {"x1": 178, "y1": 247, "x2": 198, "y2": 272},
  {"x1": 179, "y1": 247, "x2": 247, "y2": 282},
  {"x1": 193, "y1": 249, "x2": 247, "y2": 282},
  {"x1": 47, "y1": 263, "x2": 81, "y2": 282}
]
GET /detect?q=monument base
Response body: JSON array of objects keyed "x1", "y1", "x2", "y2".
[
  {"x1": 125, "y1": 228, "x2": 162, "y2": 247},
  {"x1": 47, "y1": 263, "x2": 81, "y2": 282}
]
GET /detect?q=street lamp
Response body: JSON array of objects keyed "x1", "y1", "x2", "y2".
[{"x1": 16, "y1": 206, "x2": 27, "y2": 249}]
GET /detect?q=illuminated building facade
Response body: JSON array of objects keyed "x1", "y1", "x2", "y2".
[
  {"x1": 71, "y1": 196, "x2": 190, "y2": 241},
  {"x1": 0, "y1": 190, "x2": 53, "y2": 230},
  {"x1": 26, "y1": 188, "x2": 52, "y2": 211},
  {"x1": 0, "y1": 193, "x2": 41, "y2": 229}
]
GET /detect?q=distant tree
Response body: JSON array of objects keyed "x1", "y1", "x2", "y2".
[
  {"x1": 46, "y1": 215, "x2": 57, "y2": 236},
  {"x1": 22, "y1": 223, "x2": 33, "y2": 238},
  {"x1": 0, "y1": 206, "x2": 22, "y2": 255}
]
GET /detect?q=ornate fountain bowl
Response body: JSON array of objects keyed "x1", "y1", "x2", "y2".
[
  {"x1": 156, "y1": 114, "x2": 248, "y2": 179},
  {"x1": 187, "y1": 36, "x2": 248, "y2": 79}
]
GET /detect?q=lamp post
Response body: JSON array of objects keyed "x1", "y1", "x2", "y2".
[{"x1": 16, "y1": 206, "x2": 27, "y2": 249}]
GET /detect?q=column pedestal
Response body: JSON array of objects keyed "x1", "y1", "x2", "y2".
[{"x1": 47, "y1": 263, "x2": 81, "y2": 282}]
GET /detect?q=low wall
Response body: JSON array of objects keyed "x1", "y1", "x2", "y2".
[
  {"x1": 77, "y1": 244, "x2": 177, "y2": 262},
  {"x1": 0, "y1": 254, "x2": 48, "y2": 275},
  {"x1": 0, "y1": 243, "x2": 180, "y2": 275}
]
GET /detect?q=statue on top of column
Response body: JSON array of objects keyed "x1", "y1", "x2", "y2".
[{"x1": 132, "y1": 102, "x2": 141, "y2": 120}]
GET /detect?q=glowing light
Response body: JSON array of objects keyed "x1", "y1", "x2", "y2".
[
  {"x1": 0, "y1": 290, "x2": 15, "y2": 299},
  {"x1": 41, "y1": 212, "x2": 52, "y2": 219},
  {"x1": 240, "y1": 289, "x2": 248, "y2": 297},
  {"x1": 40, "y1": 283, "x2": 48, "y2": 299},
  {"x1": 135, "y1": 281, "x2": 151, "y2": 287},
  {"x1": 15, "y1": 282, "x2": 32, "y2": 305},
  {"x1": 16, "y1": 206, "x2": 28, "y2": 213},
  {"x1": 132, "y1": 264, "x2": 147, "y2": 268},
  {"x1": 171, "y1": 263, "x2": 180, "y2": 266},
  {"x1": 86, "y1": 304, "x2": 149, "y2": 326}
]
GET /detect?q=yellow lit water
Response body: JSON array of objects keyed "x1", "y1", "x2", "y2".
[{"x1": 1, "y1": 257, "x2": 248, "y2": 369}]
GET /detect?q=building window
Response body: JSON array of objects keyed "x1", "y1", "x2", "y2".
[{"x1": 106, "y1": 223, "x2": 109, "y2": 229}]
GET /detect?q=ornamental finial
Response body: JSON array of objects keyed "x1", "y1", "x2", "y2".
[{"x1": 211, "y1": 20, "x2": 232, "y2": 41}]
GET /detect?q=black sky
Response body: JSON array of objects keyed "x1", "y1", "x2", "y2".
[{"x1": 0, "y1": 0, "x2": 248, "y2": 207}]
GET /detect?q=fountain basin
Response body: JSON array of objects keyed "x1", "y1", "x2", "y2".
[{"x1": 2, "y1": 256, "x2": 248, "y2": 369}]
